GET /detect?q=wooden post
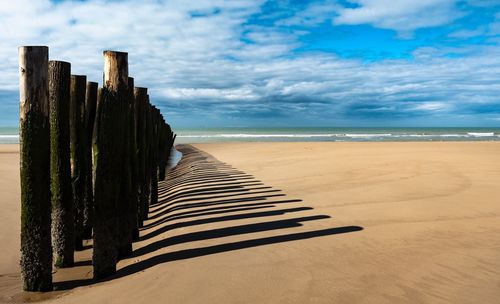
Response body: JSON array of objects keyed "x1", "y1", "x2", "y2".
[
  {"x1": 92, "y1": 88, "x2": 103, "y2": 194},
  {"x1": 117, "y1": 77, "x2": 134, "y2": 258},
  {"x1": 150, "y1": 107, "x2": 159, "y2": 207},
  {"x1": 83, "y1": 81, "x2": 97, "y2": 239},
  {"x1": 142, "y1": 99, "x2": 152, "y2": 219},
  {"x1": 168, "y1": 132, "x2": 176, "y2": 169},
  {"x1": 164, "y1": 124, "x2": 174, "y2": 170},
  {"x1": 158, "y1": 120, "x2": 167, "y2": 181},
  {"x1": 93, "y1": 51, "x2": 128, "y2": 279},
  {"x1": 70, "y1": 75, "x2": 87, "y2": 251},
  {"x1": 19, "y1": 46, "x2": 52, "y2": 291},
  {"x1": 134, "y1": 87, "x2": 148, "y2": 226},
  {"x1": 128, "y1": 81, "x2": 139, "y2": 241},
  {"x1": 49, "y1": 60, "x2": 74, "y2": 268}
]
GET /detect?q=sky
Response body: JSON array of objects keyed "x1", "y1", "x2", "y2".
[{"x1": 1, "y1": 0, "x2": 500, "y2": 128}]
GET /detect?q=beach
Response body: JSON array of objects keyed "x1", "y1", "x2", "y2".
[{"x1": 1, "y1": 142, "x2": 500, "y2": 303}]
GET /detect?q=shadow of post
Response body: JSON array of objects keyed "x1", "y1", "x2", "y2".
[{"x1": 54, "y1": 144, "x2": 363, "y2": 291}]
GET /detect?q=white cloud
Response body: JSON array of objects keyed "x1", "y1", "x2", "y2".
[
  {"x1": 273, "y1": 0, "x2": 463, "y2": 38},
  {"x1": 412, "y1": 102, "x2": 449, "y2": 111},
  {"x1": 0, "y1": 0, "x2": 500, "y2": 126},
  {"x1": 275, "y1": 0, "x2": 340, "y2": 27},
  {"x1": 448, "y1": 27, "x2": 486, "y2": 38},
  {"x1": 333, "y1": 0, "x2": 462, "y2": 38}
]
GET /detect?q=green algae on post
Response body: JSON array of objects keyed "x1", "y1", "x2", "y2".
[
  {"x1": 49, "y1": 60, "x2": 75, "y2": 268},
  {"x1": 93, "y1": 51, "x2": 129, "y2": 279},
  {"x1": 19, "y1": 46, "x2": 53, "y2": 292}
]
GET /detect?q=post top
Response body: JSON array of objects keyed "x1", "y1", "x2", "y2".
[
  {"x1": 103, "y1": 50, "x2": 128, "y2": 56},
  {"x1": 49, "y1": 60, "x2": 71, "y2": 65},
  {"x1": 18, "y1": 45, "x2": 48, "y2": 50}
]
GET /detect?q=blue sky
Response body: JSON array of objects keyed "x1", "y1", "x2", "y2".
[{"x1": 1, "y1": 0, "x2": 500, "y2": 127}]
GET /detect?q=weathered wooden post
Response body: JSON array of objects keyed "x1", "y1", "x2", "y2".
[
  {"x1": 164, "y1": 124, "x2": 174, "y2": 170},
  {"x1": 117, "y1": 77, "x2": 134, "y2": 258},
  {"x1": 93, "y1": 51, "x2": 128, "y2": 279},
  {"x1": 134, "y1": 87, "x2": 148, "y2": 226},
  {"x1": 158, "y1": 120, "x2": 167, "y2": 181},
  {"x1": 92, "y1": 88, "x2": 103, "y2": 193},
  {"x1": 70, "y1": 75, "x2": 87, "y2": 251},
  {"x1": 19, "y1": 46, "x2": 52, "y2": 291},
  {"x1": 150, "y1": 107, "x2": 159, "y2": 206},
  {"x1": 128, "y1": 80, "x2": 140, "y2": 241},
  {"x1": 143, "y1": 99, "x2": 153, "y2": 219},
  {"x1": 172, "y1": 133, "x2": 177, "y2": 151},
  {"x1": 49, "y1": 60, "x2": 74, "y2": 268},
  {"x1": 83, "y1": 82, "x2": 97, "y2": 239}
]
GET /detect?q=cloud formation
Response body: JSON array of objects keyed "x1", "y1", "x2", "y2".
[
  {"x1": 333, "y1": 0, "x2": 462, "y2": 38},
  {"x1": 0, "y1": 0, "x2": 500, "y2": 127}
]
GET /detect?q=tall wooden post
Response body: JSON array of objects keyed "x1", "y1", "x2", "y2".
[
  {"x1": 128, "y1": 81, "x2": 139, "y2": 241},
  {"x1": 150, "y1": 107, "x2": 159, "y2": 206},
  {"x1": 70, "y1": 75, "x2": 87, "y2": 251},
  {"x1": 19, "y1": 46, "x2": 52, "y2": 291},
  {"x1": 83, "y1": 81, "x2": 97, "y2": 239},
  {"x1": 144, "y1": 100, "x2": 153, "y2": 217},
  {"x1": 164, "y1": 124, "x2": 174, "y2": 170},
  {"x1": 92, "y1": 88, "x2": 103, "y2": 194},
  {"x1": 49, "y1": 60, "x2": 74, "y2": 268},
  {"x1": 158, "y1": 121, "x2": 167, "y2": 181},
  {"x1": 134, "y1": 87, "x2": 147, "y2": 226},
  {"x1": 93, "y1": 51, "x2": 128, "y2": 279},
  {"x1": 117, "y1": 77, "x2": 134, "y2": 258}
]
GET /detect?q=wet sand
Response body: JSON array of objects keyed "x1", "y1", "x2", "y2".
[{"x1": 1, "y1": 142, "x2": 499, "y2": 303}]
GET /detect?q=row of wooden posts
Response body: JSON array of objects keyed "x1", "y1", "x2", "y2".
[{"x1": 19, "y1": 46, "x2": 176, "y2": 291}]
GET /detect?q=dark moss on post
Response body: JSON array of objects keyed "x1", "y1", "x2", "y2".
[
  {"x1": 49, "y1": 60, "x2": 74, "y2": 268},
  {"x1": 19, "y1": 46, "x2": 53, "y2": 291},
  {"x1": 70, "y1": 75, "x2": 87, "y2": 251},
  {"x1": 93, "y1": 51, "x2": 129, "y2": 279},
  {"x1": 83, "y1": 81, "x2": 98, "y2": 239}
]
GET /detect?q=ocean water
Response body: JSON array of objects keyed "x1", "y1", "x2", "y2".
[
  {"x1": 0, "y1": 127, "x2": 19, "y2": 144},
  {"x1": 173, "y1": 127, "x2": 500, "y2": 143},
  {"x1": 2, "y1": 127, "x2": 500, "y2": 144}
]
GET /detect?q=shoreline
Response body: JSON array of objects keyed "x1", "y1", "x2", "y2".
[{"x1": 4, "y1": 126, "x2": 500, "y2": 145}]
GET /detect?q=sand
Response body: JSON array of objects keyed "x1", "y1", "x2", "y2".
[{"x1": 1, "y1": 142, "x2": 500, "y2": 303}]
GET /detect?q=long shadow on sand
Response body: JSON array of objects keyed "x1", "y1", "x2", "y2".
[{"x1": 54, "y1": 144, "x2": 363, "y2": 290}]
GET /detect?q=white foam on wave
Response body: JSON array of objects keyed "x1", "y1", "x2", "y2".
[
  {"x1": 178, "y1": 133, "x2": 337, "y2": 138},
  {"x1": 467, "y1": 132, "x2": 495, "y2": 137},
  {"x1": 344, "y1": 133, "x2": 392, "y2": 138},
  {"x1": 439, "y1": 134, "x2": 466, "y2": 137},
  {"x1": 0, "y1": 134, "x2": 19, "y2": 143},
  {"x1": 176, "y1": 132, "x2": 500, "y2": 140}
]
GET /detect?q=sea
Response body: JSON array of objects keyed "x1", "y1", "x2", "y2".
[
  {"x1": 2, "y1": 127, "x2": 500, "y2": 144},
  {"x1": 172, "y1": 127, "x2": 500, "y2": 143}
]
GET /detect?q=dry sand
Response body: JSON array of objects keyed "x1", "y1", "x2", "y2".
[{"x1": 0, "y1": 142, "x2": 499, "y2": 303}]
